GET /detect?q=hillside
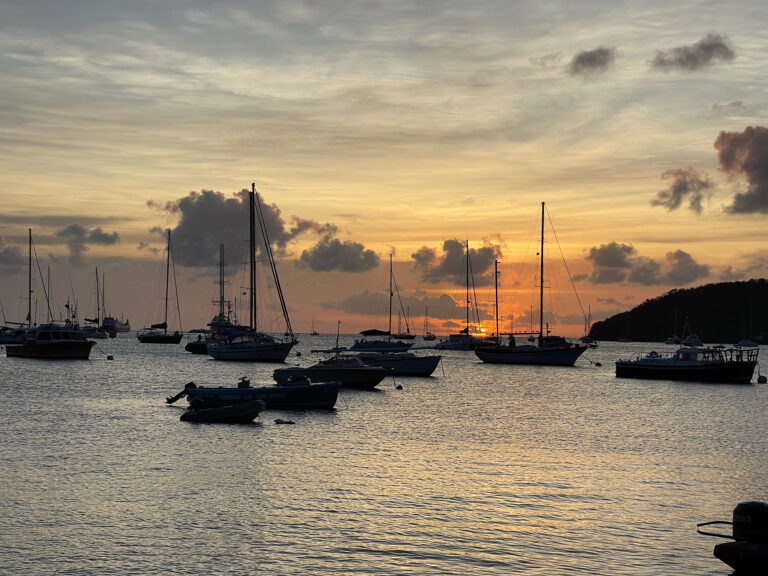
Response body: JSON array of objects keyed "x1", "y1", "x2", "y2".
[{"x1": 588, "y1": 279, "x2": 768, "y2": 344}]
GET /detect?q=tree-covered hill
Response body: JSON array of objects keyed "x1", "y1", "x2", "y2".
[{"x1": 589, "y1": 279, "x2": 768, "y2": 343}]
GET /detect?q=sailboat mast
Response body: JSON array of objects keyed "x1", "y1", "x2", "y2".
[
  {"x1": 249, "y1": 185, "x2": 256, "y2": 331},
  {"x1": 539, "y1": 201, "x2": 545, "y2": 342},
  {"x1": 465, "y1": 241, "x2": 470, "y2": 333},
  {"x1": 218, "y1": 244, "x2": 225, "y2": 319},
  {"x1": 388, "y1": 253, "x2": 393, "y2": 338},
  {"x1": 164, "y1": 230, "x2": 171, "y2": 334},
  {"x1": 494, "y1": 259, "x2": 500, "y2": 344},
  {"x1": 27, "y1": 229, "x2": 32, "y2": 328},
  {"x1": 95, "y1": 267, "x2": 101, "y2": 325}
]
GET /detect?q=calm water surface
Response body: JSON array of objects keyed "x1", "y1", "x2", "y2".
[{"x1": 1, "y1": 335, "x2": 765, "y2": 575}]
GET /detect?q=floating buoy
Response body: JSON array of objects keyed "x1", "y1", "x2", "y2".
[
  {"x1": 595, "y1": 362, "x2": 602, "y2": 367},
  {"x1": 296, "y1": 351, "x2": 302, "y2": 357},
  {"x1": 107, "y1": 355, "x2": 114, "y2": 360},
  {"x1": 758, "y1": 374, "x2": 767, "y2": 384},
  {"x1": 395, "y1": 384, "x2": 403, "y2": 390},
  {"x1": 274, "y1": 418, "x2": 295, "y2": 425}
]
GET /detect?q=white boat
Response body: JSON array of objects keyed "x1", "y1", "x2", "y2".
[
  {"x1": 207, "y1": 184, "x2": 297, "y2": 362},
  {"x1": 475, "y1": 203, "x2": 588, "y2": 366},
  {"x1": 137, "y1": 229, "x2": 183, "y2": 344}
]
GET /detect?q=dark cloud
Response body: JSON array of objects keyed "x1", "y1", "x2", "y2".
[
  {"x1": 651, "y1": 167, "x2": 713, "y2": 214},
  {"x1": 0, "y1": 235, "x2": 24, "y2": 266},
  {"x1": 715, "y1": 126, "x2": 768, "y2": 213},
  {"x1": 56, "y1": 224, "x2": 120, "y2": 265},
  {"x1": 567, "y1": 46, "x2": 616, "y2": 77},
  {"x1": 586, "y1": 242, "x2": 709, "y2": 286},
  {"x1": 664, "y1": 250, "x2": 710, "y2": 284},
  {"x1": 150, "y1": 189, "x2": 336, "y2": 267},
  {"x1": 650, "y1": 32, "x2": 734, "y2": 72},
  {"x1": 297, "y1": 236, "x2": 380, "y2": 272},
  {"x1": 719, "y1": 256, "x2": 768, "y2": 281},
  {"x1": 411, "y1": 239, "x2": 501, "y2": 286}
]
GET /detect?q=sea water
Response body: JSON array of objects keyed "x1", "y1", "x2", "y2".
[{"x1": 1, "y1": 335, "x2": 765, "y2": 575}]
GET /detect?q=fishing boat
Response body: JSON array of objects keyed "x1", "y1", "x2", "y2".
[
  {"x1": 174, "y1": 376, "x2": 340, "y2": 410},
  {"x1": 273, "y1": 353, "x2": 392, "y2": 389},
  {"x1": 350, "y1": 254, "x2": 412, "y2": 352},
  {"x1": 5, "y1": 230, "x2": 96, "y2": 359},
  {"x1": 615, "y1": 344, "x2": 758, "y2": 383},
  {"x1": 474, "y1": 203, "x2": 588, "y2": 366},
  {"x1": 179, "y1": 399, "x2": 265, "y2": 424},
  {"x1": 137, "y1": 229, "x2": 183, "y2": 344},
  {"x1": 207, "y1": 184, "x2": 297, "y2": 362},
  {"x1": 616, "y1": 318, "x2": 758, "y2": 383}
]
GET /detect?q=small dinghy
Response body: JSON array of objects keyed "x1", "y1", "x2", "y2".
[
  {"x1": 180, "y1": 399, "x2": 265, "y2": 424},
  {"x1": 697, "y1": 501, "x2": 768, "y2": 574}
]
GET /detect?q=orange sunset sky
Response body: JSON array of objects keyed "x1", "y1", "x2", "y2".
[{"x1": 2, "y1": 1, "x2": 768, "y2": 337}]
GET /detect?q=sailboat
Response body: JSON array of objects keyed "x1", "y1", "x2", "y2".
[
  {"x1": 100, "y1": 272, "x2": 130, "y2": 336},
  {"x1": 81, "y1": 267, "x2": 108, "y2": 339},
  {"x1": 137, "y1": 229, "x2": 183, "y2": 344},
  {"x1": 6, "y1": 229, "x2": 95, "y2": 359},
  {"x1": 475, "y1": 202, "x2": 588, "y2": 366},
  {"x1": 351, "y1": 254, "x2": 412, "y2": 352},
  {"x1": 207, "y1": 183, "x2": 297, "y2": 362},
  {"x1": 435, "y1": 241, "x2": 494, "y2": 350},
  {"x1": 423, "y1": 306, "x2": 436, "y2": 341},
  {"x1": 310, "y1": 317, "x2": 319, "y2": 336}
]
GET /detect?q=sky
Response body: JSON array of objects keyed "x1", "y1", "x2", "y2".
[{"x1": 1, "y1": 0, "x2": 768, "y2": 337}]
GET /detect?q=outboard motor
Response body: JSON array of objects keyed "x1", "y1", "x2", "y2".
[{"x1": 698, "y1": 501, "x2": 768, "y2": 573}]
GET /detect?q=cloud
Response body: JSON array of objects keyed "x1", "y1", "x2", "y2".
[
  {"x1": 651, "y1": 167, "x2": 713, "y2": 213},
  {"x1": 150, "y1": 188, "x2": 338, "y2": 267},
  {"x1": 0, "y1": 235, "x2": 24, "y2": 266},
  {"x1": 586, "y1": 242, "x2": 709, "y2": 285},
  {"x1": 297, "y1": 236, "x2": 380, "y2": 272},
  {"x1": 719, "y1": 256, "x2": 768, "y2": 281},
  {"x1": 567, "y1": 46, "x2": 616, "y2": 77},
  {"x1": 411, "y1": 239, "x2": 501, "y2": 286},
  {"x1": 55, "y1": 224, "x2": 120, "y2": 265},
  {"x1": 712, "y1": 101, "x2": 746, "y2": 116},
  {"x1": 650, "y1": 32, "x2": 734, "y2": 72},
  {"x1": 715, "y1": 126, "x2": 768, "y2": 213}
]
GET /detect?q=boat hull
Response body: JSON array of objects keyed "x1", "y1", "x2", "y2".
[
  {"x1": 615, "y1": 360, "x2": 757, "y2": 384},
  {"x1": 350, "y1": 340, "x2": 412, "y2": 352},
  {"x1": 207, "y1": 340, "x2": 295, "y2": 362},
  {"x1": 713, "y1": 541, "x2": 768, "y2": 573},
  {"x1": 137, "y1": 331, "x2": 183, "y2": 344},
  {"x1": 273, "y1": 365, "x2": 390, "y2": 389},
  {"x1": 475, "y1": 345, "x2": 587, "y2": 366},
  {"x1": 186, "y1": 381, "x2": 340, "y2": 410},
  {"x1": 6, "y1": 340, "x2": 95, "y2": 360},
  {"x1": 180, "y1": 399, "x2": 265, "y2": 423},
  {"x1": 357, "y1": 352, "x2": 442, "y2": 376}
]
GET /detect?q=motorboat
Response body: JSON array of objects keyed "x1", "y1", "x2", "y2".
[
  {"x1": 615, "y1": 344, "x2": 758, "y2": 383},
  {"x1": 6, "y1": 323, "x2": 95, "y2": 359},
  {"x1": 273, "y1": 354, "x2": 391, "y2": 389},
  {"x1": 354, "y1": 351, "x2": 442, "y2": 376},
  {"x1": 177, "y1": 376, "x2": 340, "y2": 410}
]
